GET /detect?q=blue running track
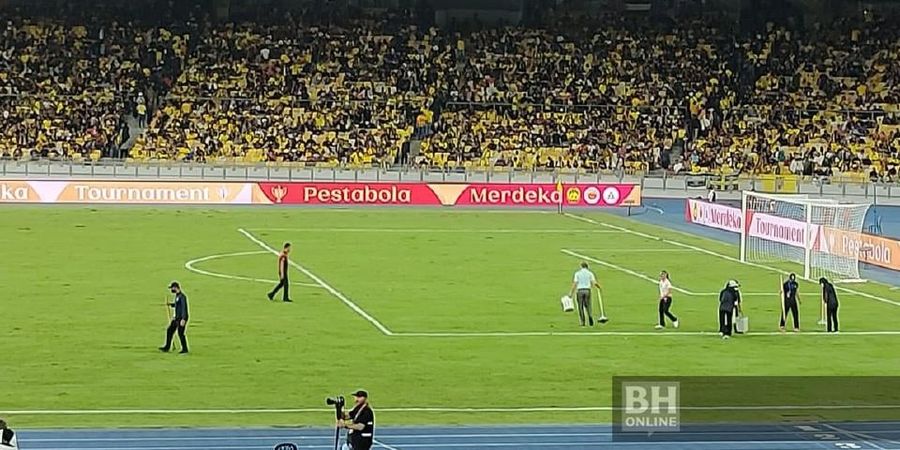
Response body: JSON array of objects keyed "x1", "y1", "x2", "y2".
[{"x1": 16, "y1": 422, "x2": 900, "y2": 450}]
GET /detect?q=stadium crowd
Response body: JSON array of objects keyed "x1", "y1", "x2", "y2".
[{"x1": 0, "y1": 5, "x2": 898, "y2": 180}]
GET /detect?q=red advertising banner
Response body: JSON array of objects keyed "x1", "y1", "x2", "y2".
[
  {"x1": 0, "y1": 180, "x2": 257, "y2": 204},
  {"x1": 254, "y1": 182, "x2": 439, "y2": 205},
  {"x1": 0, "y1": 180, "x2": 641, "y2": 208},
  {"x1": 255, "y1": 182, "x2": 642, "y2": 207}
]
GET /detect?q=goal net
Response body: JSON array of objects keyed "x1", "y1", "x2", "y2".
[{"x1": 740, "y1": 191, "x2": 872, "y2": 282}]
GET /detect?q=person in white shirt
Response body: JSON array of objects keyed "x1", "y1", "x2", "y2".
[
  {"x1": 0, "y1": 419, "x2": 17, "y2": 449},
  {"x1": 569, "y1": 262, "x2": 602, "y2": 327},
  {"x1": 656, "y1": 271, "x2": 679, "y2": 330}
]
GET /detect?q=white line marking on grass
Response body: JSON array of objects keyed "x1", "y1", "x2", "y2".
[
  {"x1": 23, "y1": 433, "x2": 616, "y2": 443},
  {"x1": 374, "y1": 439, "x2": 402, "y2": 450},
  {"x1": 251, "y1": 228, "x2": 622, "y2": 233},
  {"x1": 10, "y1": 404, "x2": 900, "y2": 418},
  {"x1": 238, "y1": 228, "x2": 394, "y2": 336},
  {"x1": 184, "y1": 251, "x2": 321, "y2": 288},
  {"x1": 2, "y1": 407, "x2": 610, "y2": 415},
  {"x1": 561, "y1": 249, "x2": 771, "y2": 297},
  {"x1": 566, "y1": 248, "x2": 695, "y2": 253},
  {"x1": 563, "y1": 213, "x2": 900, "y2": 308},
  {"x1": 392, "y1": 330, "x2": 900, "y2": 337},
  {"x1": 562, "y1": 249, "x2": 695, "y2": 295}
]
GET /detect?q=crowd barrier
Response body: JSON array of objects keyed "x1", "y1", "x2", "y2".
[
  {"x1": 0, "y1": 180, "x2": 642, "y2": 208},
  {"x1": 685, "y1": 198, "x2": 900, "y2": 271}
]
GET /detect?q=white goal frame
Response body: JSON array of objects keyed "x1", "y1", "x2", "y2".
[{"x1": 739, "y1": 191, "x2": 872, "y2": 282}]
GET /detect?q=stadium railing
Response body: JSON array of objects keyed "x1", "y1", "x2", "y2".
[{"x1": 2, "y1": 158, "x2": 900, "y2": 204}]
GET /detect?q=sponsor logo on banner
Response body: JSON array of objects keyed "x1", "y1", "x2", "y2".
[
  {"x1": 0, "y1": 181, "x2": 40, "y2": 202},
  {"x1": 270, "y1": 185, "x2": 288, "y2": 203},
  {"x1": 256, "y1": 183, "x2": 432, "y2": 205},
  {"x1": 566, "y1": 187, "x2": 581, "y2": 204},
  {"x1": 820, "y1": 228, "x2": 900, "y2": 271},
  {"x1": 602, "y1": 187, "x2": 621, "y2": 205},
  {"x1": 746, "y1": 211, "x2": 819, "y2": 249},
  {"x1": 684, "y1": 199, "x2": 742, "y2": 233},
  {"x1": 584, "y1": 187, "x2": 601, "y2": 205},
  {"x1": 255, "y1": 182, "x2": 641, "y2": 207},
  {"x1": 457, "y1": 183, "x2": 640, "y2": 207}
]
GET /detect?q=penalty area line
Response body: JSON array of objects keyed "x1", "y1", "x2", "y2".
[
  {"x1": 560, "y1": 249, "x2": 771, "y2": 297},
  {"x1": 237, "y1": 228, "x2": 394, "y2": 336},
  {"x1": 250, "y1": 227, "x2": 623, "y2": 233}
]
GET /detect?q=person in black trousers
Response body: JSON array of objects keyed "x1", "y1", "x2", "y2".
[
  {"x1": 820, "y1": 277, "x2": 839, "y2": 333},
  {"x1": 655, "y1": 270, "x2": 679, "y2": 329},
  {"x1": 338, "y1": 390, "x2": 375, "y2": 450},
  {"x1": 718, "y1": 280, "x2": 741, "y2": 340},
  {"x1": 160, "y1": 281, "x2": 189, "y2": 354},
  {"x1": 267, "y1": 242, "x2": 292, "y2": 302},
  {"x1": 780, "y1": 273, "x2": 801, "y2": 332}
]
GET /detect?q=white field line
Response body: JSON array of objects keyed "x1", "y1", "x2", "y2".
[
  {"x1": 823, "y1": 424, "x2": 891, "y2": 450},
  {"x1": 392, "y1": 331, "x2": 900, "y2": 337},
  {"x1": 27, "y1": 429, "x2": 900, "y2": 443},
  {"x1": 563, "y1": 213, "x2": 900, "y2": 308},
  {"x1": 562, "y1": 249, "x2": 694, "y2": 295},
  {"x1": 566, "y1": 248, "x2": 695, "y2": 253},
  {"x1": 251, "y1": 228, "x2": 622, "y2": 233},
  {"x1": 825, "y1": 423, "x2": 900, "y2": 447},
  {"x1": 10, "y1": 405, "x2": 900, "y2": 416},
  {"x1": 184, "y1": 251, "x2": 321, "y2": 288},
  {"x1": 3, "y1": 407, "x2": 608, "y2": 415},
  {"x1": 238, "y1": 228, "x2": 393, "y2": 336},
  {"x1": 561, "y1": 249, "x2": 771, "y2": 297},
  {"x1": 16, "y1": 443, "x2": 894, "y2": 450},
  {"x1": 9, "y1": 404, "x2": 900, "y2": 416},
  {"x1": 22, "y1": 433, "x2": 615, "y2": 443},
  {"x1": 374, "y1": 439, "x2": 402, "y2": 450}
]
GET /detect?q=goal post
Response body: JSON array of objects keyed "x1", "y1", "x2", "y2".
[{"x1": 740, "y1": 191, "x2": 872, "y2": 282}]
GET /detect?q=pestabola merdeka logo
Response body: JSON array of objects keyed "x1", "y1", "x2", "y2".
[{"x1": 270, "y1": 185, "x2": 287, "y2": 203}]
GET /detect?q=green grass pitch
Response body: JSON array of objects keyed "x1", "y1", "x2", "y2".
[{"x1": 2, "y1": 206, "x2": 899, "y2": 428}]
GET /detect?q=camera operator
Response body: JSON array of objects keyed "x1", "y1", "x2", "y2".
[{"x1": 337, "y1": 390, "x2": 375, "y2": 450}]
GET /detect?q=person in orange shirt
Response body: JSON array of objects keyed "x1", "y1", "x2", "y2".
[{"x1": 267, "y1": 242, "x2": 293, "y2": 302}]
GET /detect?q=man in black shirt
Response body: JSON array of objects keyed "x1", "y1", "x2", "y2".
[
  {"x1": 0, "y1": 419, "x2": 17, "y2": 449},
  {"x1": 339, "y1": 390, "x2": 375, "y2": 450},
  {"x1": 160, "y1": 281, "x2": 189, "y2": 354},
  {"x1": 820, "y1": 277, "x2": 839, "y2": 333},
  {"x1": 780, "y1": 273, "x2": 801, "y2": 332},
  {"x1": 718, "y1": 280, "x2": 741, "y2": 340}
]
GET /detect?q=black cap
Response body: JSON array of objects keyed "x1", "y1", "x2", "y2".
[
  {"x1": 168, "y1": 281, "x2": 180, "y2": 289},
  {"x1": 351, "y1": 390, "x2": 368, "y2": 398}
]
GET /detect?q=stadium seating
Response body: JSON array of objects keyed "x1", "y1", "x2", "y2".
[{"x1": 0, "y1": 8, "x2": 898, "y2": 179}]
